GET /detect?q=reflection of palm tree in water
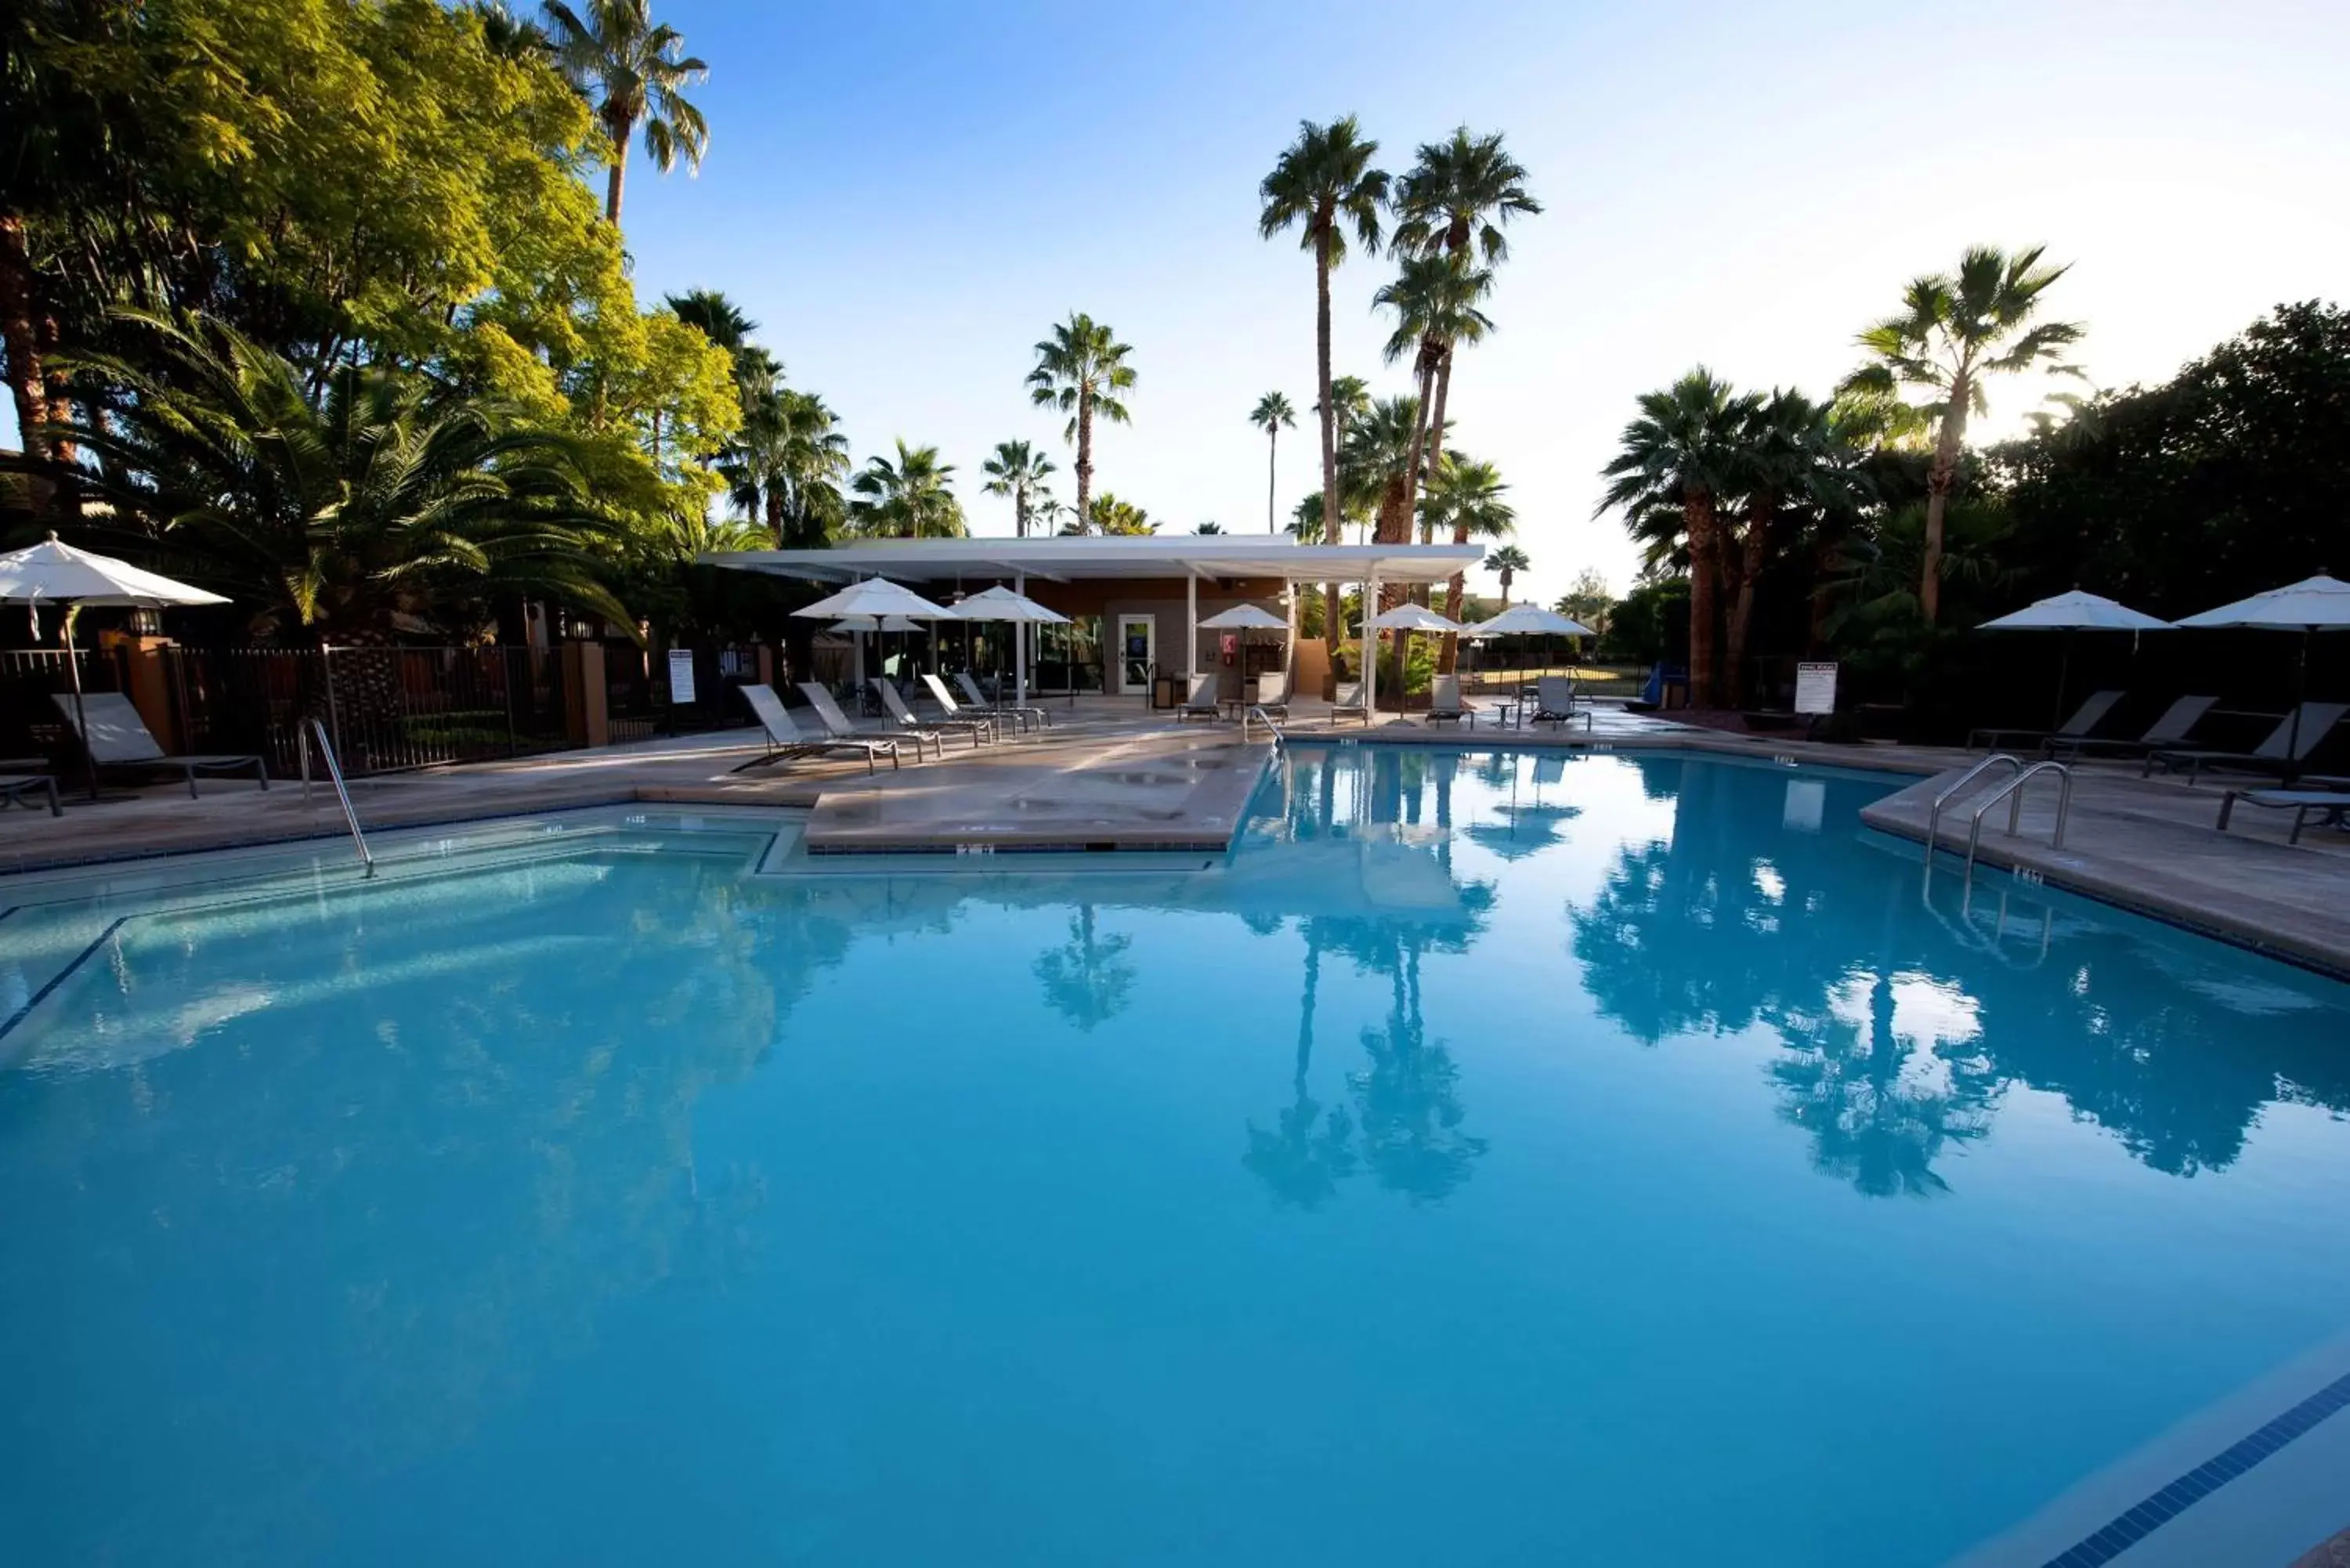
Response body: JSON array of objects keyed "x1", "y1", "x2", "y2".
[
  {"x1": 1770, "y1": 968, "x2": 1995, "y2": 1198},
  {"x1": 1243, "y1": 927, "x2": 1358, "y2": 1206},
  {"x1": 1033, "y1": 904, "x2": 1137, "y2": 1031},
  {"x1": 1350, "y1": 945, "x2": 1488, "y2": 1202}
]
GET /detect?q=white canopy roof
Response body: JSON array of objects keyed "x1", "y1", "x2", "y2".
[
  {"x1": 2173, "y1": 574, "x2": 2350, "y2": 630},
  {"x1": 1977, "y1": 590, "x2": 2171, "y2": 631},
  {"x1": 1469, "y1": 603, "x2": 1593, "y2": 638},
  {"x1": 1362, "y1": 603, "x2": 1466, "y2": 633},
  {"x1": 946, "y1": 584, "x2": 1069, "y2": 624},
  {"x1": 703, "y1": 535, "x2": 1484, "y2": 587},
  {"x1": 0, "y1": 534, "x2": 229, "y2": 609},
  {"x1": 790, "y1": 578, "x2": 952, "y2": 620},
  {"x1": 1197, "y1": 603, "x2": 1289, "y2": 631}
]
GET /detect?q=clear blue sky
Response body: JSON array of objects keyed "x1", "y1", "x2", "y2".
[{"x1": 26, "y1": 1, "x2": 2350, "y2": 608}]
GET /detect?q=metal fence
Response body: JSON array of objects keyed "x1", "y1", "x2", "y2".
[
  {"x1": 162, "y1": 645, "x2": 573, "y2": 776},
  {"x1": 0, "y1": 648, "x2": 121, "y2": 761}
]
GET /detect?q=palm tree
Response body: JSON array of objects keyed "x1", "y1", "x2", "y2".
[
  {"x1": 1260, "y1": 117, "x2": 1388, "y2": 671},
  {"x1": 1840, "y1": 244, "x2": 2082, "y2": 623},
  {"x1": 1086, "y1": 492, "x2": 1153, "y2": 535},
  {"x1": 543, "y1": 0, "x2": 710, "y2": 227},
  {"x1": 981, "y1": 439, "x2": 1055, "y2": 538},
  {"x1": 1249, "y1": 391, "x2": 1296, "y2": 533},
  {"x1": 1483, "y1": 545, "x2": 1530, "y2": 607},
  {"x1": 1596, "y1": 368, "x2": 1756, "y2": 706},
  {"x1": 847, "y1": 440, "x2": 965, "y2": 537},
  {"x1": 64, "y1": 313, "x2": 629, "y2": 640},
  {"x1": 1376, "y1": 252, "x2": 1493, "y2": 612},
  {"x1": 725, "y1": 386, "x2": 848, "y2": 546},
  {"x1": 1194, "y1": 521, "x2": 1224, "y2": 534},
  {"x1": 1421, "y1": 453, "x2": 1513, "y2": 667},
  {"x1": 1557, "y1": 568, "x2": 1612, "y2": 638},
  {"x1": 1720, "y1": 389, "x2": 1845, "y2": 699},
  {"x1": 1391, "y1": 128, "x2": 1536, "y2": 529},
  {"x1": 1025, "y1": 313, "x2": 1133, "y2": 521}
]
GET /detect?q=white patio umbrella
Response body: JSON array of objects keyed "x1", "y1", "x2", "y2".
[
  {"x1": 1199, "y1": 603, "x2": 1290, "y2": 705},
  {"x1": 1976, "y1": 589, "x2": 2171, "y2": 728},
  {"x1": 2173, "y1": 574, "x2": 2350, "y2": 774},
  {"x1": 1466, "y1": 603, "x2": 1595, "y2": 696},
  {"x1": 0, "y1": 533, "x2": 230, "y2": 800},
  {"x1": 945, "y1": 585, "x2": 1067, "y2": 706},
  {"x1": 793, "y1": 579, "x2": 950, "y2": 695}
]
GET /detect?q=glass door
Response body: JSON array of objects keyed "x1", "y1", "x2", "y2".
[{"x1": 1117, "y1": 615, "x2": 1154, "y2": 694}]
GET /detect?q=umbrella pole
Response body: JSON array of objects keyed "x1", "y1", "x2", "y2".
[
  {"x1": 2286, "y1": 629, "x2": 2309, "y2": 784},
  {"x1": 2053, "y1": 630, "x2": 2073, "y2": 731},
  {"x1": 66, "y1": 609, "x2": 97, "y2": 802}
]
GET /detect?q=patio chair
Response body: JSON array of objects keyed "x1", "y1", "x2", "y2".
[
  {"x1": 873, "y1": 677, "x2": 992, "y2": 746},
  {"x1": 2044, "y1": 695, "x2": 2217, "y2": 761},
  {"x1": 1968, "y1": 689, "x2": 2123, "y2": 754},
  {"x1": 799, "y1": 681, "x2": 942, "y2": 761},
  {"x1": 1329, "y1": 681, "x2": 1369, "y2": 726},
  {"x1": 926, "y1": 673, "x2": 1032, "y2": 738},
  {"x1": 2216, "y1": 777, "x2": 2350, "y2": 845},
  {"x1": 51, "y1": 691, "x2": 268, "y2": 798},
  {"x1": 0, "y1": 768, "x2": 62, "y2": 816},
  {"x1": 1174, "y1": 674, "x2": 1223, "y2": 722},
  {"x1": 1250, "y1": 671, "x2": 1291, "y2": 721},
  {"x1": 1531, "y1": 676, "x2": 1594, "y2": 731},
  {"x1": 732, "y1": 684, "x2": 898, "y2": 775},
  {"x1": 955, "y1": 670, "x2": 1052, "y2": 732},
  {"x1": 2144, "y1": 703, "x2": 2348, "y2": 786},
  {"x1": 1426, "y1": 674, "x2": 1475, "y2": 728}
]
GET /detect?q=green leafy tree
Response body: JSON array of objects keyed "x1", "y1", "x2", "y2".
[
  {"x1": 1373, "y1": 251, "x2": 1493, "y2": 518},
  {"x1": 63, "y1": 313, "x2": 629, "y2": 640},
  {"x1": 1260, "y1": 117, "x2": 1387, "y2": 669},
  {"x1": 1556, "y1": 567, "x2": 1612, "y2": 637},
  {"x1": 1086, "y1": 492, "x2": 1154, "y2": 536},
  {"x1": 981, "y1": 439, "x2": 1055, "y2": 538},
  {"x1": 725, "y1": 386, "x2": 848, "y2": 547},
  {"x1": 848, "y1": 439, "x2": 964, "y2": 537},
  {"x1": 1025, "y1": 313, "x2": 1133, "y2": 521},
  {"x1": 1249, "y1": 391, "x2": 1296, "y2": 533},
  {"x1": 543, "y1": 0, "x2": 709, "y2": 226},
  {"x1": 1421, "y1": 452, "x2": 1513, "y2": 665},
  {"x1": 1596, "y1": 369, "x2": 1757, "y2": 706},
  {"x1": 1840, "y1": 245, "x2": 2082, "y2": 623}
]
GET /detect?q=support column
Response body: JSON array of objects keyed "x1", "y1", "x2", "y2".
[
  {"x1": 1186, "y1": 572, "x2": 1199, "y2": 688},
  {"x1": 1015, "y1": 573, "x2": 1029, "y2": 707},
  {"x1": 1364, "y1": 572, "x2": 1380, "y2": 715}
]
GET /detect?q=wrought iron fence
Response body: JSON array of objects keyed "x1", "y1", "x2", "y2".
[
  {"x1": 0, "y1": 648, "x2": 121, "y2": 760},
  {"x1": 162, "y1": 645, "x2": 573, "y2": 776}
]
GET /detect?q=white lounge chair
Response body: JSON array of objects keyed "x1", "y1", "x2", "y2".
[
  {"x1": 1174, "y1": 674, "x2": 1223, "y2": 722},
  {"x1": 0, "y1": 769, "x2": 61, "y2": 816},
  {"x1": 1426, "y1": 674, "x2": 1474, "y2": 728},
  {"x1": 873, "y1": 677, "x2": 990, "y2": 746},
  {"x1": 1329, "y1": 681, "x2": 1368, "y2": 726},
  {"x1": 2044, "y1": 695, "x2": 2217, "y2": 761},
  {"x1": 733, "y1": 684, "x2": 898, "y2": 775},
  {"x1": 1251, "y1": 671, "x2": 1290, "y2": 721},
  {"x1": 799, "y1": 681, "x2": 941, "y2": 761},
  {"x1": 2146, "y1": 702, "x2": 2348, "y2": 786},
  {"x1": 955, "y1": 671, "x2": 1052, "y2": 732},
  {"x1": 925, "y1": 673, "x2": 1031, "y2": 738},
  {"x1": 1531, "y1": 677, "x2": 1593, "y2": 731},
  {"x1": 1970, "y1": 690, "x2": 2123, "y2": 754},
  {"x1": 52, "y1": 691, "x2": 267, "y2": 797}
]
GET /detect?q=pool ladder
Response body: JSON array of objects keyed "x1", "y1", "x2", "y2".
[
  {"x1": 1923, "y1": 752, "x2": 2072, "y2": 888},
  {"x1": 298, "y1": 717, "x2": 374, "y2": 876},
  {"x1": 1243, "y1": 705, "x2": 1285, "y2": 747}
]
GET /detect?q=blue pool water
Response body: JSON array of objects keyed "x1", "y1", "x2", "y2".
[{"x1": 2, "y1": 748, "x2": 2348, "y2": 1566}]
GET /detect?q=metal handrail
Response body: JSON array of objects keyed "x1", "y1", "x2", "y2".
[
  {"x1": 1925, "y1": 753, "x2": 2024, "y2": 851},
  {"x1": 298, "y1": 716, "x2": 374, "y2": 876},
  {"x1": 1963, "y1": 760, "x2": 2073, "y2": 879},
  {"x1": 1243, "y1": 705, "x2": 1285, "y2": 746}
]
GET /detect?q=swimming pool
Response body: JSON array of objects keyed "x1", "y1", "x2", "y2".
[{"x1": 2, "y1": 747, "x2": 2346, "y2": 1566}]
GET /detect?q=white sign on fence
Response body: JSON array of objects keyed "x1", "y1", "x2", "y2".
[
  {"x1": 666, "y1": 648, "x2": 696, "y2": 706},
  {"x1": 1794, "y1": 661, "x2": 1838, "y2": 716}
]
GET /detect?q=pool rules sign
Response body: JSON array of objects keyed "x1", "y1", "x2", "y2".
[
  {"x1": 1795, "y1": 662, "x2": 1838, "y2": 716},
  {"x1": 667, "y1": 649, "x2": 696, "y2": 706}
]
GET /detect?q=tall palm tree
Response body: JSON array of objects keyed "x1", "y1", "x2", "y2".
[
  {"x1": 1840, "y1": 244, "x2": 2082, "y2": 623},
  {"x1": 1260, "y1": 117, "x2": 1387, "y2": 670},
  {"x1": 1719, "y1": 389, "x2": 1846, "y2": 699},
  {"x1": 1483, "y1": 545, "x2": 1530, "y2": 607},
  {"x1": 1596, "y1": 368, "x2": 1757, "y2": 706},
  {"x1": 725, "y1": 386, "x2": 848, "y2": 546},
  {"x1": 1374, "y1": 254, "x2": 1491, "y2": 517},
  {"x1": 1025, "y1": 313, "x2": 1133, "y2": 521},
  {"x1": 981, "y1": 439, "x2": 1055, "y2": 538},
  {"x1": 848, "y1": 440, "x2": 965, "y2": 538},
  {"x1": 543, "y1": 0, "x2": 710, "y2": 227},
  {"x1": 1249, "y1": 392, "x2": 1296, "y2": 533},
  {"x1": 1421, "y1": 452, "x2": 1513, "y2": 667},
  {"x1": 1086, "y1": 492, "x2": 1153, "y2": 535},
  {"x1": 1392, "y1": 128, "x2": 1536, "y2": 526}
]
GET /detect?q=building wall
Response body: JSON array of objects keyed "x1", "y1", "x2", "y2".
[{"x1": 1021, "y1": 576, "x2": 1292, "y2": 699}]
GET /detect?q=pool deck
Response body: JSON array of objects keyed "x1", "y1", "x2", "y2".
[{"x1": 0, "y1": 695, "x2": 2343, "y2": 973}]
